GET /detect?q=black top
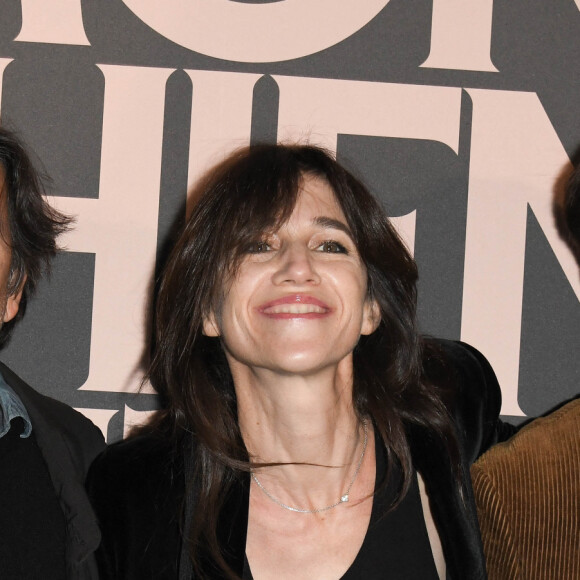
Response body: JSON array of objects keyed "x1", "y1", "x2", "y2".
[
  {"x1": 0, "y1": 418, "x2": 67, "y2": 579},
  {"x1": 243, "y1": 439, "x2": 439, "y2": 579}
]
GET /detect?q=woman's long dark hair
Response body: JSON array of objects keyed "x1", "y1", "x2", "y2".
[{"x1": 147, "y1": 144, "x2": 459, "y2": 578}]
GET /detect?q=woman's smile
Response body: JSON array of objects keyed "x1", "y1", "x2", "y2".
[{"x1": 258, "y1": 295, "x2": 332, "y2": 318}]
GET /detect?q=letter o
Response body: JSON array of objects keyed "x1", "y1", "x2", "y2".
[{"x1": 122, "y1": 0, "x2": 390, "y2": 62}]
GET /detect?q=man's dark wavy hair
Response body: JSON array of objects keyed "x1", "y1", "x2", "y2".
[
  {"x1": 565, "y1": 161, "x2": 580, "y2": 245},
  {"x1": 0, "y1": 126, "x2": 71, "y2": 345}
]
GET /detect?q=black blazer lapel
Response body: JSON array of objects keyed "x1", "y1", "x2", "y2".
[{"x1": 409, "y1": 422, "x2": 487, "y2": 580}]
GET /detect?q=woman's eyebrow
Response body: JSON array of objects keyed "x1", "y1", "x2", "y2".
[{"x1": 313, "y1": 216, "x2": 353, "y2": 238}]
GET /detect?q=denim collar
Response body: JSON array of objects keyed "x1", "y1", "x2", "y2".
[{"x1": 0, "y1": 369, "x2": 32, "y2": 438}]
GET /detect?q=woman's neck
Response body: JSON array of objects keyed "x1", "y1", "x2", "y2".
[
  {"x1": 234, "y1": 361, "x2": 357, "y2": 460},
  {"x1": 231, "y1": 357, "x2": 371, "y2": 508}
]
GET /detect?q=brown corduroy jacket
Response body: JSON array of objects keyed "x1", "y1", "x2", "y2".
[{"x1": 472, "y1": 398, "x2": 580, "y2": 580}]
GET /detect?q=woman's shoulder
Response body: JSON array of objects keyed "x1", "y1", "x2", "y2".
[
  {"x1": 87, "y1": 429, "x2": 182, "y2": 502},
  {"x1": 423, "y1": 338, "x2": 500, "y2": 401},
  {"x1": 94, "y1": 428, "x2": 174, "y2": 464},
  {"x1": 423, "y1": 338, "x2": 494, "y2": 377},
  {"x1": 87, "y1": 430, "x2": 185, "y2": 578},
  {"x1": 422, "y1": 338, "x2": 515, "y2": 458}
]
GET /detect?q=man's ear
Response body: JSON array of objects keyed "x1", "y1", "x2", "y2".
[
  {"x1": 202, "y1": 310, "x2": 220, "y2": 337},
  {"x1": 361, "y1": 298, "x2": 380, "y2": 336},
  {"x1": 4, "y1": 273, "x2": 26, "y2": 323}
]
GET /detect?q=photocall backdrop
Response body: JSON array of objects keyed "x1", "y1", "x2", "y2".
[{"x1": 0, "y1": 0, "x2": 578, "y2": 442}]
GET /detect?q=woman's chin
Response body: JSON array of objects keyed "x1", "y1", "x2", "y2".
[{"x1": 262, "y1": 350, "x2": 353, "y2": 377}]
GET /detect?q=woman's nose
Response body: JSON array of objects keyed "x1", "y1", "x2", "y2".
[{"x1": 271, "y1": 245, "x2": 321, "y2": 286}]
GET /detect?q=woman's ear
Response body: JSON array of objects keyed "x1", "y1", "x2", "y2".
[
  {"x1": 361, "y1": 298, "x2": 380, "y2": 336},
  {"x1": 202, "y1": 310, "x2": 220, "y2": 337}
]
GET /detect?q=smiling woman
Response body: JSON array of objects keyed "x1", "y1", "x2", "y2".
[
  {"x1": 87, "y1": 144, "x2": 515, "y2": 580},
  {"x1": 204, "y1": 176, "x2": 378, "y2": 380}
]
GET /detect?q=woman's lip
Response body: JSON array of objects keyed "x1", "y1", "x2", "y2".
[{"x1": 258, "y1": 295, "x2": 332, "y2": 317}]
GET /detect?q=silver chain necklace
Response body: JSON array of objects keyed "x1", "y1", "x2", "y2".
[{"x1": 250, "y1": 419, "x2": 368, "y2": 514}]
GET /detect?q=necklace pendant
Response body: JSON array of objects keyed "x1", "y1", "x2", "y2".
[{"x1": 341, "y1": 494, "x2": 349, "y2": 503}]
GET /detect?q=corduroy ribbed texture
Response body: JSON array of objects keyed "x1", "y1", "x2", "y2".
[{"x1": 472, "y1": 399, "x2": 580, "y2": 580}]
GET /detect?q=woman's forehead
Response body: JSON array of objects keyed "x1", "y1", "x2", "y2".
[{"x1": 273, "y1": 174, "x2": 346, "y2": 225}]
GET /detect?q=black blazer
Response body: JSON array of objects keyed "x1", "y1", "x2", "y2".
[
  {"x1": 0, "y1": 362, "x2": 105, "y2": 580},
  {"x1": 87, "y1": 340, "x2": 515, "y2": 580}
]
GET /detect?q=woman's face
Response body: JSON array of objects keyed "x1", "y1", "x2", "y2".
[{"x1": 203, "y1": 175, "x2": 379, "y2": 377}]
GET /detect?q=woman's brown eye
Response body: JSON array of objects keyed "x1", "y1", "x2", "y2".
[
  {"x1": 319, "y1": 241, "x2": 348, "y2": 254},
  {"x1": 247, "y1": 241, "x2": 271, "y2": 253}
]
